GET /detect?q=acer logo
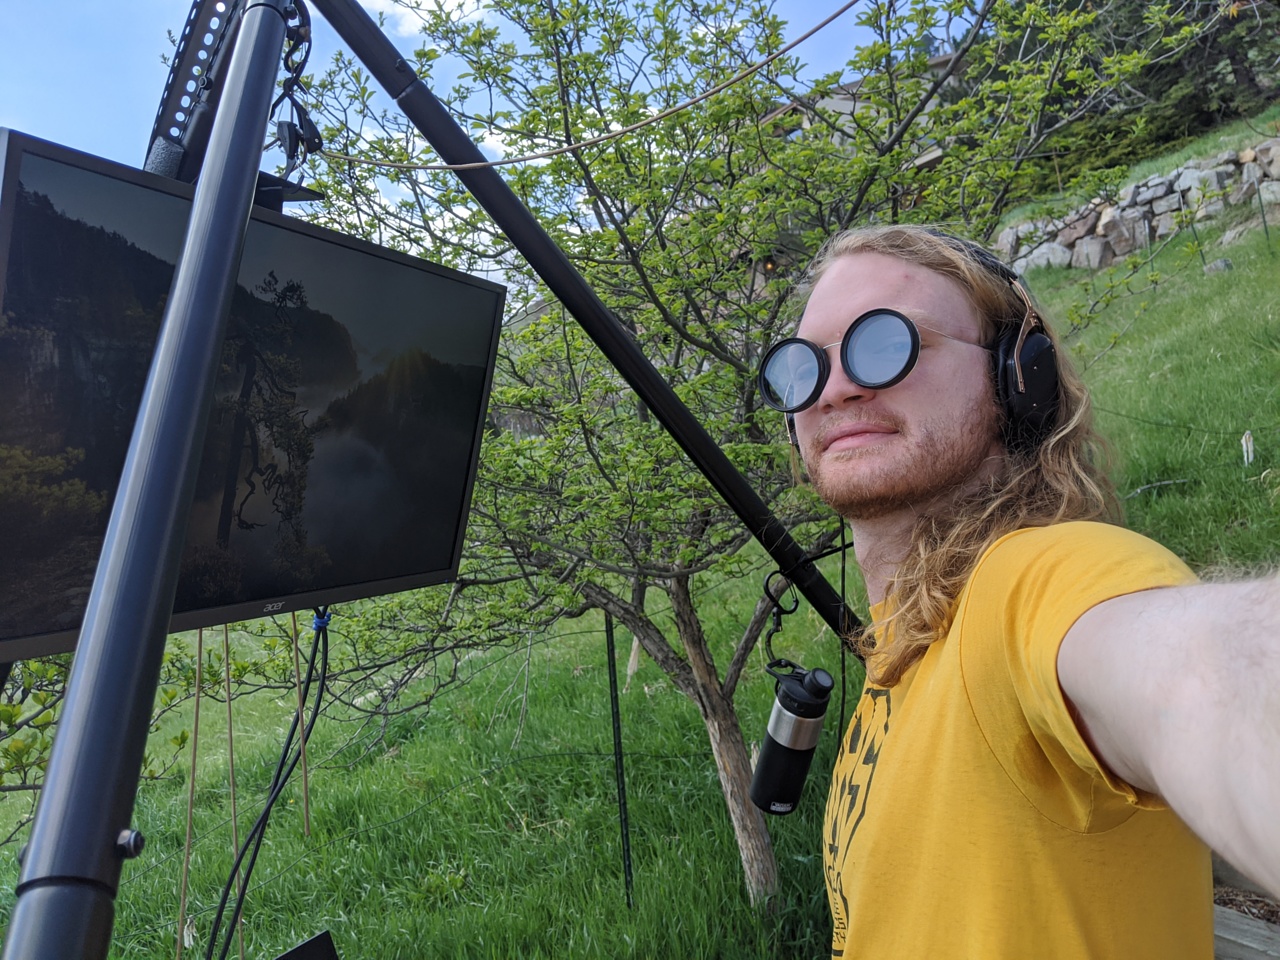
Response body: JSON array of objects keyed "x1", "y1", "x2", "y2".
[{"x1": 263, "y1": 602, "x2": 285, "y2": 612}]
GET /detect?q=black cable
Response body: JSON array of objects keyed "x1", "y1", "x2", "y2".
[
  {"x1": 212, "y1": 614, "x2": 326, "y2": 960},
  {"x1": 204, "y1": 606, "x2": 330, "y2": 960},
  {"x1": 838, "y1": 522, "x2": 849, "y2": 741},
  {"x1": 1094, "y1": 404, "x2": 1278, "y2": 437},
  {"x1": 219, "y1": 610, "x2": 327, "y2": 960}
]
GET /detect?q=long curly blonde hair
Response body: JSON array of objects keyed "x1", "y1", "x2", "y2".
[{"x1": 800, "y1": 225, "x2": 1120, "y2": 687}]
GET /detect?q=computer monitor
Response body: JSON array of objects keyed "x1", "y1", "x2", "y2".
[{"x1": 0, "y1": 129, "x2": 504, "y2": 660}]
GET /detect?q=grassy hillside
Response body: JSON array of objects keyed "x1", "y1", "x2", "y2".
[
  {"x1": 1032, "y1": 217, "x2": 1280, "y2": 571},
  {"x1": 999, "y1": 103, "x2": 1280, "y2": 230}
]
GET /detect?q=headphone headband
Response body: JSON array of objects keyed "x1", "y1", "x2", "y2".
[
  {"x1": 925, "y1": 229, "x2": 1059, "y2": 451},
  {"x1": 924, "y1": 229, "x2": 1020, "y2": 284}
]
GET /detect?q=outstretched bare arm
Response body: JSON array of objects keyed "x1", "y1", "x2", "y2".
[{"x1": 1058, "y1": 574, "x2": 1280, "y2": 896}]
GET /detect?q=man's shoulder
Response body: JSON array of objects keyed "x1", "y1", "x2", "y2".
[
  {"x1": 986, "y1": 519, "x2": 1176, "y2": 562},
  {"x1": 969, "y1": 520, "x2": 1197, "y2": 603}
]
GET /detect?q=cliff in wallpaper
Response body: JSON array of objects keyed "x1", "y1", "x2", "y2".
[{"x1": 1, "y1": 180, "x2": 491, "y2": 643}]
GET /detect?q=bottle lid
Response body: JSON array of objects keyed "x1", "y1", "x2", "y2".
[{"x1": 773, "y1": 663, "x2": 833, "y2": 718}]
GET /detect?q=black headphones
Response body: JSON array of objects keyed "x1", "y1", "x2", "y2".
[
  {"x1": 785, "y1": 232, "x2": 1059, "y2": 454},
  {"x1": 940, "y1": 235, "x2": 1059, "y2": 453}
]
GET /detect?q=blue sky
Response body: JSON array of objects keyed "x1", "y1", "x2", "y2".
[{"x1": 0, "y1": 0, "x2": 865, "y2": 169}]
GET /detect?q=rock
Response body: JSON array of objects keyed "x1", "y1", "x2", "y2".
[
  {"x1": 1195, "y1": 153, "x2": 1236, "y2": 170},
  {"x1": 1221, "y1": 223, "x2": 1255, "y2": 247},
  {"x1": 1099, "y1": 207, "x2": 1153, "y2": 256},
  {"x1": 1135, "y1": 180, "x2": 1171, "y2": 205},
  {"x1": 1253, "y1": 137, "x2": 1280, "y2": 164},
  {"x1": 1055, "y1": 206, "x2": 1100, "y2": 246},
  {"x1": 1013, "y1": 241, "x2": 1072, "y2": 273},
  {"x1": 1122, "y1": 206, "x2": 1154, "y2": 236},
  {"x1": 1071, "y1": 236, "x2": 1115, "y2": 269},
  {"x1": 1228, "y1": 179, "x2": 1259, "y2": 206},
  {"x1": 1185, "y1": 185, "x2": 1225, "y2": 218},
  {"x1": 1095, "y1": 204, "x2": 1118, "y2": 234},
  {"x1": 1194, "y1": 197, "x2": 1226, "y2": 221},
  {"x1": 995, "y1": 224, "x2": 1021, "y2": 257},
  {"x1": 999, "y1": 220, "x2": 1052, "y2": 257},
  {"x1": 1204, "y1": 258, "x2": 1233, "y2": 274},
  {"x1": 1175, "y1": 167, "x2": 1205, "y2": 192},
  {"x1": 995, "y1": 143, "x2": 1277, "y2": 268},
  {"x1": 1204, "y1": 166, "x2": 1235, "y2": 191}
]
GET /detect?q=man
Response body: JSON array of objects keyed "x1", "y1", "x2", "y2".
[{"x1": 757, "y1": 225, "x2": 1279, "y2": 957}]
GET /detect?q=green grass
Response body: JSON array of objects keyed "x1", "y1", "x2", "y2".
[{"x1": 1124, "y1": 103, "x2": 1280, "y2": 185}]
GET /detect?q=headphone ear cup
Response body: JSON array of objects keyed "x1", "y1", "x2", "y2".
[{"x1": 995, "y1": 330, "x2": 1059, "y2": 451}]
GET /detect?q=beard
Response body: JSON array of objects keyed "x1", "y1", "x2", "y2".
[{"x1": 805, "y1": 398, "x2": 1003, "y2": 520}]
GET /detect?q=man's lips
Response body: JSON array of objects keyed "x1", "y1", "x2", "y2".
[{"x1": 818, "y1": 420, "x2": 899, "y2": 453}]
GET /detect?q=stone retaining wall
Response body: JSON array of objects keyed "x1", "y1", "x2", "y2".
[{"x1": 995, "y1": 137, "x2": 1280, "y2": 273}]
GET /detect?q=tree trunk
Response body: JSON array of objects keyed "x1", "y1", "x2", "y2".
[
  {"x1": 579, "y1": 578, "x2": 779, "y2": 903},
  {"x1": 696, "y1": 685, "x2": 778, "y2": 905},
  {"x1": 670, "y1": 575, "x2": 778, "y2": 905},
  {"x1": 216, "y1": 346, "x2": 256, "y2": 548}
]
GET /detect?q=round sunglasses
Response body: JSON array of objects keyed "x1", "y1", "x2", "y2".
[{"x1": 757, "y1": 308, "x2": 985, "y2": 413}]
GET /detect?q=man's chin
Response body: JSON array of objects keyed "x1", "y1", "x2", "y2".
[
  {"x1": 816, "y1": 487, "x2": 915, "y2": 521},
  {"x1": 810, "y1": 465, "x2": 910, "y2": 520}
]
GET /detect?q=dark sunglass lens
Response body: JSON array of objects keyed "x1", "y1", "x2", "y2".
[
  {"x1": 761, "y1": 341, "x2": 822, "y2": 411},
  {"x1": 845, "y1": 312, "x2": 916, "y2": 387}
]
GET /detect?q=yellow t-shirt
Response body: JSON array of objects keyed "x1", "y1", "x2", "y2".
[{"x1": 823, "y1": 521, "x2": 1212, "y2": 958}]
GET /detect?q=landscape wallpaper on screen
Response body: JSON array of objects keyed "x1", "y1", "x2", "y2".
[{"x1": 0, "y1": 153, "x2": 500, "y2": 645}]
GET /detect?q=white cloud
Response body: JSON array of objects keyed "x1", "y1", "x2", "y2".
[
  {"x1": 358, "y1": 0, "x2": 481, "y2": 37},
  {"x1": 357, "y1": 0, "x2": 428, "y2": 38}
]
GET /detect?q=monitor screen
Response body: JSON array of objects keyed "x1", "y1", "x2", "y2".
[{"x1": 0, "y1": 130, "x2": 504, "y2": 660}]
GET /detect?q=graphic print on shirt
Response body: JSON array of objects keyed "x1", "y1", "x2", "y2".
[{"x1": 825, "y1": 686, "x2": 892, "y2": 955}]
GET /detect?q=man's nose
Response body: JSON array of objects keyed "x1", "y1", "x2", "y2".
[{"x1": 815, "y1": 348, "x2": 874, "y2": 409}]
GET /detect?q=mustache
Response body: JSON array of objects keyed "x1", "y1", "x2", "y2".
[{"x1": 812, "y1": 414, "x2": 904, "y2": 449}]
